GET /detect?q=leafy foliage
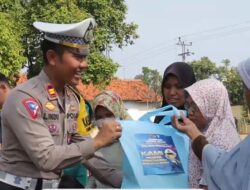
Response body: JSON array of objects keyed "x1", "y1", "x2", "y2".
[
  {"x1": 191, "y1": 57, "x2": 243, "y2": 105},
  {"x1": 0, "y1": 0, "x2": 26, "y2": 82},
  {"x1": 135, "y1": 67, "x2": 162, "y2": 96},
  {"x1": 82, "y1": 52, "x2": 119, "y2": 89},
  {"x1": 217, "y1": 59, "x2": 243, "y2": 105},
  {"x1": 0, "y1": 0, "x2": 138, "y2": 86},
  {"x1": 190, "y1": 57, "x2": 218, "y2": 81},
  {"x1": 23, "y1": 0, "x2": 138, "y2": 86},
  {"x1": 22, "y1": 0, "x2": 90, "y2": 78}
]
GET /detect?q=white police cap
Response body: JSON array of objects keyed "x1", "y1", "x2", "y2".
[{"x1": 33, "y1": 18, "x2": 96, "y2": 55}]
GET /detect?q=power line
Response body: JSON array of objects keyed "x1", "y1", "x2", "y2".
[
  {"x1": 176, "y1": 37, "x2": 194, "y2": 62},
  {"x1": 189, "y1": 25, "x2": 250, "y2": 43},
  {"x1": 120, "y1": 20, "x2": 250, "y2": 64},
  {"x1": 179, "y1": 20, "x2": 250, "y2": 39},
  {"x1": 121, "y1": 39, "x2": 176, "y2": 62},
  {"x1": 126, "y1": 24, "x2": 250, "y2": 64},
  {"x1": 116, "y1": 20, "x2": 250, "y2": 75},
  {"x1": 123, "y1": 45, "x2": 176, "y2": 66}
]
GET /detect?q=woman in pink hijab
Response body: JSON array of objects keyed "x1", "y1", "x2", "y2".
[
  {"x1": 172, "y1": 58, "x2": 250, "y2": 190},
  {"x1": 183, "y1": 79, "x2": 240, "y2": 189}
]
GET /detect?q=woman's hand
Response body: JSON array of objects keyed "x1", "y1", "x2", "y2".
[{"x1": 171, "y1": 112, "x2": 202, "y2": 141}]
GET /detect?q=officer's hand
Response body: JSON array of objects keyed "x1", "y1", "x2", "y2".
[
  {"x1": 93, "y1": 118, "x2": 122, "y2": 150},
  {"x1": 171, "y1": 112, "x2": 202, "y2": 141}
]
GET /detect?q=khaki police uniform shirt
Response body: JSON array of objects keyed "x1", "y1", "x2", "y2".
[{"x1": 0, "y1": 70, "x2": 122, "y2": 187}]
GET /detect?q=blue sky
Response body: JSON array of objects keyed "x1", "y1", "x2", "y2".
[{"x1": 110, "y1": 0, "x2": 250, "y2": 79}]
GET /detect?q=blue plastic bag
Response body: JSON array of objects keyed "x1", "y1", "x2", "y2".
[{"x1": 119, "y1": 105, "x2": 189, "y2": 188}]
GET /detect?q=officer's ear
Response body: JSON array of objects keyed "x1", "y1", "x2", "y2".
[{"x1": 46, "y1": 49, "x2": 58, "y2": 66}]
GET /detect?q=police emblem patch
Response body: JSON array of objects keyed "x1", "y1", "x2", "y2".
[
  {"x1": 48, "y1": 124, "x2": 58, "y2": 134},
  {"x1": 45, "y1": 102, "x2": 56, "y2": 111},
  {"x1": 22, "y1": 98, "x2": 40, "y2": 119}
]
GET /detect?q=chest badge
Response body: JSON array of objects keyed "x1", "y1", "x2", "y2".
[{"x1": 45, "y1": 102, "x2": 56, "y2": 111}]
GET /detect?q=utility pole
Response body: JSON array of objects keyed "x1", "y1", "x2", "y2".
[{"x1": 176, "y1": 37, "x2": 194, "y2": 62}]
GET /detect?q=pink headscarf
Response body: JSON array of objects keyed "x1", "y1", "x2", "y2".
[{"x1": 185, "y1": 79, "x2": 240, "y2": 188}]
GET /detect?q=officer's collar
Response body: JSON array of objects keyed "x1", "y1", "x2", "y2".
[
  {"x1": 38, "y1": 69, "x2": 52, "y2": 84},
  {"x1": 38, "y1": 70, "x2": 59, "y2": 101},
  {"x1": 39, "y1": 70, "x2": 74, "y2": 102}
]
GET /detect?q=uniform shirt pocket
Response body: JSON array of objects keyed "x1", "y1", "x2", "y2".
[
  {"x1": 66, "y1": 112, "x2": 78, "y2": 134},
  {"x1": 67, "y1": 121, "x2": 78, "y2": 134}
]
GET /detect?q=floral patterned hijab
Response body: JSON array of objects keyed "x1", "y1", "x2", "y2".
[
  {"x1": 185, "y1": 79, "x2": 240, "y2": 188},
  {"x1": 92, "y1": 90, "x2": 132, "y2": 120},
  {"x1": 199, "y1": 59, "x2": 250, "y2": 190}
]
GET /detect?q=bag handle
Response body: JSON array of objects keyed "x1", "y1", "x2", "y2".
[{"x1": 139, "y1": 105, "x2": 187, "y2": 125}]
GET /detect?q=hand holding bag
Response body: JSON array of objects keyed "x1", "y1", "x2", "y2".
[{"x1": 119, "y1": 105, "x2": 189, "y2": 188}]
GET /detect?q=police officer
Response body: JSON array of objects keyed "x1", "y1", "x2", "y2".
[{"x1": 0, "y1": 18, "x2": 122, "y2": 190}]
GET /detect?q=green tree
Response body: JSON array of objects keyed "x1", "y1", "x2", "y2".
[
  {"x1": 21, "y1": 0, "x2": 138, "y2": 86},
  {"x1": 135, "y1": 67, "x2": 162, "y2": 96},
  {"x1": 0, "y1": 0, "x2": 26, "y2": 82},
  {"x1": 22, "y1": 0, "x2": 90, "y2": 79},
  {"x1": 191, "y1": 57, "x2": 218, "y2": 81},
  {"x1": 0, "y1": 0, "x2": 138, "y2": 86},
  {"x1": 191, "y1": 57, "x2": 243, "y2": 105},
  {"x1": 217, "y1": 59, "x2": 243, "y2": 105},
  {"x1": 82, "y1": 52, "x2": 119, "y2": 89},
  {"x1": 78, "y1": 0, "x2": 138, "y2": 51}
]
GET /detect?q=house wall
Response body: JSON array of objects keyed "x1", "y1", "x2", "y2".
[
  {"x1": 124, "y1": 101, "x2": 160, "y2": 120},
  {"x1": 124, "y1": 101, "x2": 159, "y2": 111}
]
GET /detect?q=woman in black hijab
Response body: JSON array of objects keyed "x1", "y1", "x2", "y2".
[{"x1": 154, "y1": 62, "x2": 196, "y2": 123}]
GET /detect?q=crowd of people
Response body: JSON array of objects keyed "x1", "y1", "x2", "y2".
[{"x1": 0, "y1": 17, "x2": 249, "y2": 190}]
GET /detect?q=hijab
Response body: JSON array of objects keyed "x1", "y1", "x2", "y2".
[
  {"x1": 238, "y1": 57, "x2": 250, "y2": 90},
  {"x1": 92, "y1": 90, "x2": 132, "y2": 120},
  {"x1": 154, "y1": 62, "x2": 196, "y2": 123},
  {"x1": 185, "y1": 79, "x2": 240, "y2": 188},
  {"x1": 200, "y1": 58, "x2": 250, "y2": 190},
  {"x1": 91, "y1": 90, "x2": 131, "y2": 188}
]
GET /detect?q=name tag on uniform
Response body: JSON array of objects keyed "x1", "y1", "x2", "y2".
[
  {"x1": 43, "y1": 113, "x2": 59, "y2": 121},
  {"x1": 67, "y1": 112, "x2": 78, "y2": 120}
]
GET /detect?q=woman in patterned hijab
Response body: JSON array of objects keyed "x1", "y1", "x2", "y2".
[
  {"x1": 92, "y1": 90, "x2": 132, "y2": 121},
  {"x1": 88, "y1": 90, "x2": 131, "y2": 188},
  {"x1": 184, "y1": 79, "x2": 240, "y2": 189}
]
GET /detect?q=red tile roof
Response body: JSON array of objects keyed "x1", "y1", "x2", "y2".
[
  {"x1": 77, "y1": 79, "x2": 161, "y2": 103},
  {"x1": 16, "y1": 75, "x2": 27, "y2": 85},
  {"x1": 17, "y1": 75, "x2": 161, "y2": 103}
]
